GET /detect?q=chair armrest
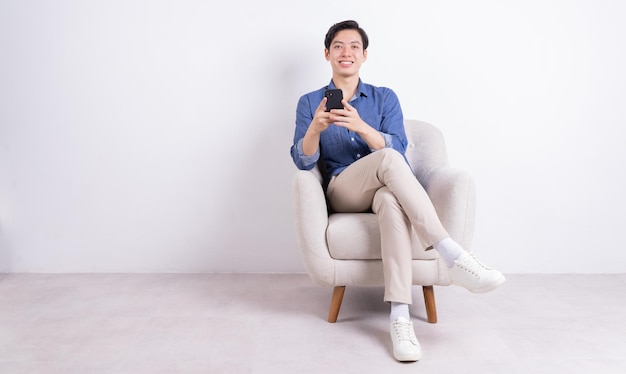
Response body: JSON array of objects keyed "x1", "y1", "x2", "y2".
[
  {"x1": 292, "y1": 169, "x2": 336, "y2": 285},
  {"x1": 422, "y1": 167, "x2": 476, "y2": 250}
]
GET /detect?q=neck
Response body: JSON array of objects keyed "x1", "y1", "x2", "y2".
[{"x1": 332, "y1": 75, "x2": 360, "y2": 100}]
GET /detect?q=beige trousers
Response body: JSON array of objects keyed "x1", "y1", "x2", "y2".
[{"x1": 326, "y1": 148, "x2": 449, "y2": 304}]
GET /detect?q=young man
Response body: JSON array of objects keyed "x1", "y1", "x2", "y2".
[{"x1": 290, "y1": 20, "x2": 505, "y2": 362}]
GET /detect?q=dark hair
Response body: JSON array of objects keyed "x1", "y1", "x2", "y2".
[{"x1": 324, "y1": 20, "x2": 369, "y2": 50}]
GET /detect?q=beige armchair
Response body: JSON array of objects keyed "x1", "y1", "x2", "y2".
[{"x1": 291, "y1": 119, "x2": 476, "y2": 323}]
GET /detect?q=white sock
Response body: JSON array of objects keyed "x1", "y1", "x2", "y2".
[
  {"x1": 390, "y1": 302, "x2": 410, "y2": 322},
  {"x1": 433, "y1": 237, "x2": 465, "y2": 268}
]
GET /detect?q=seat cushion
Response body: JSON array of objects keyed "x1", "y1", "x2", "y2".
[{"x1": 326, "y1": 213, "x2": 440, "y2": 260}]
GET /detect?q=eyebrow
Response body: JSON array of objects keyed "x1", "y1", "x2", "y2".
[{"x1": 331, "y1": 40, "x2": 362, "y2": 45}]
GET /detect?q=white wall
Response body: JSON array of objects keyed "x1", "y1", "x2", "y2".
[{"x1": 1, "y1": 0, "x2": 625, "y2": 273}]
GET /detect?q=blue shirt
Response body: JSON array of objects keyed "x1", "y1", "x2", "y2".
[{"x1": 290, "y1": 80, "x2": 408, "y2": 179}]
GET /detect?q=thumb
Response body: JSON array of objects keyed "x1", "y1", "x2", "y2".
[
  {"x1": 342, "y1": 99, "x2": 353, "y2": 110},
  {"x1": 317, "y1": 97, "x2": 328, "y2": 112}
]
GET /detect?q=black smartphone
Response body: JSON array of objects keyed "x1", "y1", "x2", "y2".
[{"x1": 324, "y1": 89, "x2": 344, "y2": 112}]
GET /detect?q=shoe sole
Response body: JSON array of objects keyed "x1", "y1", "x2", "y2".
[{"x1": 394, "y1": 351, "x2": 422, "y2": 362}]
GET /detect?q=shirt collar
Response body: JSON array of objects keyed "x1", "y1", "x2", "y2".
[{"x1": 328, "y1": 79, "x2": 369, "y2": 101}]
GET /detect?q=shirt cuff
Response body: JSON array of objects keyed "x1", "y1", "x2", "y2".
[
  {"x1": 297, "y1": 138, "x2": 319, "y2": 167},
  {"x1": 370, "y1": 132, "x2": 393, "y2": 152}
]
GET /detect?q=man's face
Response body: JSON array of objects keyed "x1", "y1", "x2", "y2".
[{"x1": 325, "y1": 29, "x2": 367, "y2": 78}]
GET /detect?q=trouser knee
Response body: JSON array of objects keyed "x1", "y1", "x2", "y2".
[
  {"x1": 372, "y1": 186, "x2": 401, "y2": 213},
  {"x1": 376, "y1": 148, "x2": 405, "y2": 165}
]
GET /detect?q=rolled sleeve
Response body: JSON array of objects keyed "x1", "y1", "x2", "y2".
[
  {"x1": 294, "y1": 138, "x2": 319, "y2": 169},
  {"x1": 369, "y1": 132, "x2": 394, "y2": 152}
]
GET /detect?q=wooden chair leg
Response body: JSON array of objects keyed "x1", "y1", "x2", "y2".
[
  {"x1": 422, "y1": 285, "x2": 438, "y2": 324},
  {"x1": 328, "y1": 286, "x2": 346, "y2": 323}
]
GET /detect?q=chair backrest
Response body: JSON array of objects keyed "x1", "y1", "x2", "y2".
[{"x1": 403, "y1": 119, "x2": 450, "y2": 182}]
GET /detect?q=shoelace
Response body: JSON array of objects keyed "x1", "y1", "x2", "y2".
[
  {"x1": 457, "y1": 253, "x2": 490, "y2": 276},
  {"x1": 392, "y1": 320, "x2": 417, "y2": 344}
]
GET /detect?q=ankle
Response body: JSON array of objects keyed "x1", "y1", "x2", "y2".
[
  {"x1": 433, "y1": 237, "x2": 464, "y2": 268},
  {"x1": 390, "y1": 302, "x2": 410, "y2": 322}
]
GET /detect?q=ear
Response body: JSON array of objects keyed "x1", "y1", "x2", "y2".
[
  {"x1": 324, "y1": 48, "x2": 330, "y2": 61},
  {"x1": 363, "y1": 49, "x2": 368, "y2": 62}
]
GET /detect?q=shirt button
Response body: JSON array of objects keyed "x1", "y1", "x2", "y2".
[
  {"x1": 356, "y1": 153, "x2": 361, "y2": 158},
  {"x1": 351, "y1": 137, "x2": 355, "y2": 141}
]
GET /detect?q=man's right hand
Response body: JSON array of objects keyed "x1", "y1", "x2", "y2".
[
  {"x1": 302, "y1": 98, "x2": 333, "y2": 156},
  {"x1": 309, "y1": 97, "x2": 335, "y2": 134}
]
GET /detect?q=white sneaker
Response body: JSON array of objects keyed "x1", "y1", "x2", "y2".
[
  {"x1": 390, "y1": 316, "x2": 422, "y2": 362},
  {"x1": 449, "y1": 252, "x2": 506, "y2": 293}
]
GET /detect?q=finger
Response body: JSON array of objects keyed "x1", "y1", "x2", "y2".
[
  {"x1": 331, "y1": 107, "x2": 350, "y2": 117},
  {"x1": 317, "y1": 97, "x2": 328, "y2": 113},
  {"x1": 330, "y1": 112, "x2": 348, "y2": 123}
]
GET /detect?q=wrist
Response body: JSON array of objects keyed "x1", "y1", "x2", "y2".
[
  {"x1": 356, "y1": 121, "x2": 372, "y2": 137},
  {"x1": 306, "y1": 124, "x2": 323, "y2": 137}
]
